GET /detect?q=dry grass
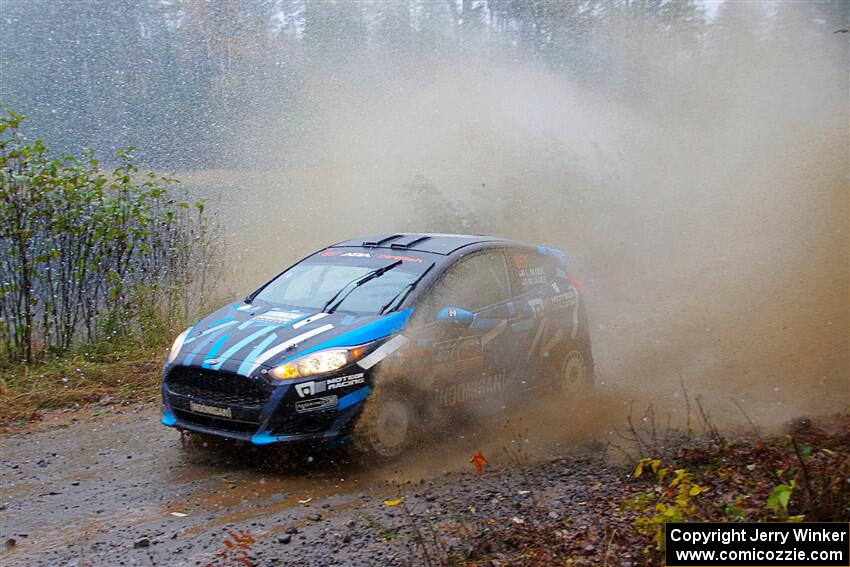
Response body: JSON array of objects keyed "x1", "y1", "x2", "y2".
[{"x1": 0, "y1": 343, "x2": 164, "y2": 428}]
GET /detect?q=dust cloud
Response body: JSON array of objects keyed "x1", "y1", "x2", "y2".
[{"x1": 181, "y1": 2, "x2": 848, "y2": 453}]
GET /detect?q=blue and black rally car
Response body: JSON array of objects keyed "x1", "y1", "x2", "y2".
[{"x1": 161, "y1": 234, "x2": 593, "y2": 457}]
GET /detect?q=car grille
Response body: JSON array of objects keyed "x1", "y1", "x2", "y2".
[
  {"x1": 270, "y1": 412, "x2": 339, "y2": 436},
  {"x1": 166, "y1": 367, "x2": 268, "y2": 407},
  {"x1": 173, "y1": 409, "x2": 259, "y2": 435}
]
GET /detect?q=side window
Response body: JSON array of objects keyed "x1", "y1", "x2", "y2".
[
  {"x1": 507, "y1": 251, "x2": 556, "y2": 294},
  {"x1": 424, "y1": 251, "x2": 511, "y2": 313}
]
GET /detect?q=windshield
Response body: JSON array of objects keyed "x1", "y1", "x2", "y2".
[{"x1": 253, "y1": 262, "x2": 421, "y2": 314}]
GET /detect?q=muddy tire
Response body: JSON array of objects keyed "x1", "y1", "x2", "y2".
[
  {"x1": 553, "y1": 346, "x2": 595, "y2": 397},
  {"x1": 351, "y1": 388, "x2": 416, "y2": 460}
]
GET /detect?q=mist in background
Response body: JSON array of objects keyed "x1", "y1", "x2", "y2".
[{"x1": 2, "y1": 0, "x2": 847, "y2": 430}]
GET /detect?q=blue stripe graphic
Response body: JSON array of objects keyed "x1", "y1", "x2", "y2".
[
  {"x1": 251, "y1": 431, "x2": 283, "y2": 445},
  {"x1": 181, "y1": 324, "x2": 233, "y2": 366},
  {"x1": 201, "y1": 334, "x2": 231, "y2": 368},
  {"x1": 161, "y1": 409, "x2": 177, "y2": 427},
  {"x1": 279, "y1": 308, "x2": 414, "y2": 364},
  {"x1": 211, "y1": 326, "x2": 278, "y2": 370},
  {"x1": 184, "y1": 320, "x2": 237, "y2": 345},
  {"x1": 337, "y1": 386, "x2": 372, "y2": 410},
  {"x1": 237, "y1": 332, "x2": 279, "y2": 376}
]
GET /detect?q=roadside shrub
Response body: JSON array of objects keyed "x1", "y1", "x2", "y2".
[
  {"x1": 624, "y1": 458, "x2": 710, "y2": 552},
  {"x1": 0, "y1": 108, "x2": 219, "y2": 362}
]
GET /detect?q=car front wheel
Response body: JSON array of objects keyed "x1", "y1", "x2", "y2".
[{"x1": 352, "y1": 388, "x2": 416, "y2": 460}]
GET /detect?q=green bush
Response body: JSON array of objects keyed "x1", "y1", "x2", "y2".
[{"x1": 0, "y1": 108, "x2": 219, "y2": 363}]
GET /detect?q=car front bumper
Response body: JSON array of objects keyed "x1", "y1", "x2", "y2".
[{"x1": 160, "y1": 365, "x2": 372, "y2": 446}]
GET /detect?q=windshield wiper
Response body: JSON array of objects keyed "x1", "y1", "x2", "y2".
[
  {"x1": 322, "y1": 260, "x2": 403, "y2": 314},
  {"x1": 379, "y1": 262, "x2": 434, "y2": 314}
]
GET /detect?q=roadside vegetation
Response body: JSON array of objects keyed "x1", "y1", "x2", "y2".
[
  {"x1": 376, "y1": 411, "x2": 850, "y2": 567},
  {"x1": 0, "y1": 108, "x2": 220, "y2": 425}
]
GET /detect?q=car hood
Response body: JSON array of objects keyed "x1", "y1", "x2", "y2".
[{"x1": 172, "y1": 302, "x2": 414, "y2": 377}]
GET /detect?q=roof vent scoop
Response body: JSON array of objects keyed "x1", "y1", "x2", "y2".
[
  {"x1": 362, "y1": 234, "x2": 404, "y2": 248},
  {"x1": 390, "y1": 235, "x2": 432, "y2": 250}
]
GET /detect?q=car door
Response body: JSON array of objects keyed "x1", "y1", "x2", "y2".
[
  {"x1": 504, "y1": 249, "x2": 572, "y2": 386},
  {"x1": 411, "y1": 250, "x2": 519, "y2": 408}
]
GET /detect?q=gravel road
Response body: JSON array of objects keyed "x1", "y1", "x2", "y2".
[{"x1": 0, "y1": 395, "x2": 627, "y2": 567}]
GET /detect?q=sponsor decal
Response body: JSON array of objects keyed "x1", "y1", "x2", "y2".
[
  {"x1": 552, "y1": 290, "x2": 577, "y2": 310},
  {"x1": 527, "y1": 298, "x2": 545, "y2": 317},
  {"x1": 189, "y1": 401, "x2": 232, "y2": 418},
  {"x1": 512, "y1": 254, "x2": 528, "y2": 270},
  {"x1": 434, "y1": 336, "x2": 482, "y2": 364},
  {"x1": 518, "y1": 267, "x2": 547, "y2": 287},
  {"x1": 295, "y1": 395, "x2": 338, "y2": 413},
  {"x1": 437, "y1": 370, "x2": 509, "y2": 407},
  {"x1": 376, "y1": 253, "x2": 423, "y2": 263},
  {"x1": 322, "y1": 250, "x2": 375, "y2": 258},
  {"x1": 295, "y1": 381, "x2": 323, "y2": 397},
  {"x1": 253, "y1": 310, "x2": 303, "y2": 325},
  {"x1": 294, "y1": 373, "x2": 367, "y2": 398},
  {"x1": 326, "y1": 372, "x2": 366, "y2": 390}
]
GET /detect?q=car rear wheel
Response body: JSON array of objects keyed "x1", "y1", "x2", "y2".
[
  {"x1": 352, "y1": 389, "x2": 415, "y2": 459},
  {"x1": 554, "y1": 348, "x2": 594, "y2": 396}
]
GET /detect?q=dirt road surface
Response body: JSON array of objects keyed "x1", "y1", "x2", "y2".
[
  {"x1": 2, "y1": 294, "x2": 845, "y2": 566},
  {"x1": 0, "y1": 397, "x2": 626, "y2": 567}
]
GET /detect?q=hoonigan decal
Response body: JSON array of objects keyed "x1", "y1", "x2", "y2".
[{"x1": 436, "y1": 370, "x2": 509, "y2": 407}]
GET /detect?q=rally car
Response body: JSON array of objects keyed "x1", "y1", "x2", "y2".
[{"x1": 161, "y1": 233, "x2": 593, "y2": 458}]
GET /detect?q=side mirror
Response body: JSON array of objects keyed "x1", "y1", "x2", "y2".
[{"x1": 437, "y1": 307, "x2": 474, "y2": 328}]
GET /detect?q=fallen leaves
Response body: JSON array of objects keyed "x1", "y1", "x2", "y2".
[
  {"x1": 210, "y1": 530, "x2": 257, "y2": 567},
  {"x1": 470, "y1": 451, "x2": 488, "y2": 475},
  {"x1": 383, "y1": 498, "x2": 403, "y2": 506}
]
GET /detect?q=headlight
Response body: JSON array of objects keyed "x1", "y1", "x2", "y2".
[
  {"x1": 167, "y1": 328, "x2": 191, "y2": 364},
  {"x1": 269, "y1": 345, "x2": 371, "y2": 380}
]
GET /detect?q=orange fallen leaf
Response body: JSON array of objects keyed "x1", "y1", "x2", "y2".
[
  {"x1": 470, "y1": 451, "x2": 488, "y2": 475},
  {"x1": 227, "y1": 530, "x2": 256, "y2": 546}
]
